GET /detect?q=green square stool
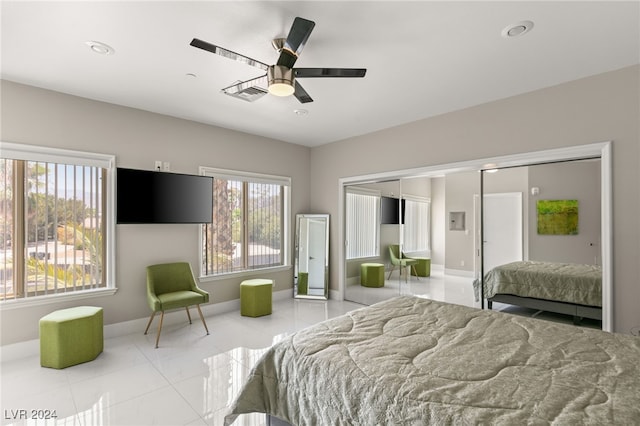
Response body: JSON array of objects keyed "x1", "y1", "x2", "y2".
[
  {"x1": 240, "y1": 279, "x2": 273, "y2": 317},
  {"x1": 39, "y1": 306, "x2": 103, "y2": 369},
  {"x1": 360, "y1": 263, "x2": 385, "y2": 288},
  {"x1": 411, "y1": 257, "x2": 431, "y2": 277},
  {"x1": 297, "y1": 272, "x2": 308, "y2": 296}
]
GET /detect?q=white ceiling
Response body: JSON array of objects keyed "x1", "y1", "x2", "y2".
[{"x1": 2, "y1": 1, "x2": 638, "y2": 147}]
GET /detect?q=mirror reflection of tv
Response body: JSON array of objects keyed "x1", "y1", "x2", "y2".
[
  {"x1": 380, "y1": 196, "x2": 405, "y2": 224},
  {"x1": 116, "y1": 168, "x2": 213, "y2": 224}
]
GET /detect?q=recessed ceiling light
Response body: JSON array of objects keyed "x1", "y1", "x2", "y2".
[
  {"x1": 501, "y1": 21, "x2": 534, "y2": 38},
  {"x1": 294, "y1": 109, "x2": 308, "y2": 116},
  {"x1": 85, "y1": 41, "x2": 115, "y2": 55}
]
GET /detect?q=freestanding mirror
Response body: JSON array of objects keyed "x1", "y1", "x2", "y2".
[{"x1": 294, "y1": 214, "x2": 329, "y2": 299}]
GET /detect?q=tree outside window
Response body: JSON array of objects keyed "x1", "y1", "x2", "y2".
[
  {"x1": 201, "y1": 168, "x2": 289, "y2": 277},
  {"x1": 1, "y1": 156, "x2": 108, "y2": 302}
]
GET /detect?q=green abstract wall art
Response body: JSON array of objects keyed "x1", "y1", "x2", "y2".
[{"x1": 537, "y1": 199, "x2": 579, "y2": 235}]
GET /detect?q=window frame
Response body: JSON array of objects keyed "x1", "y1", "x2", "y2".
[
  {"x1": 0, "y1": 142, "x2": 116, "y2": 310},
  {"x1": 199, "y1": 166, "x2": 291, "y2": 281}
]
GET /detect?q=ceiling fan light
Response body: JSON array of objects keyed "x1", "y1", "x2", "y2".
[
  {"x1": 269, "y1": 83, "x2": 295, "y2": 97},
  {"x1": 268, "y1": 65, "x2": 295, "y2": 97}
]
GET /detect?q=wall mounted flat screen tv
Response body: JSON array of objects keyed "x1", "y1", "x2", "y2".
[
  {"x1": 116, "y1": 168, "x2": 213, "y2": 224},
  {"x1": 380, "y1": 196, "x2": 405, "y2": 224}
]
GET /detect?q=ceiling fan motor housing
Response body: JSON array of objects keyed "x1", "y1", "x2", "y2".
[{"x1": 268, "y1": 65, "x2": 295, "y2": 96}]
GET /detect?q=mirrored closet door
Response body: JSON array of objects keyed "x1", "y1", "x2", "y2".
[
  {"x1": 344, "y1": 177, "x2": 438, "y2": 306},
  {"x1": 339, "y1": 144, "x2": 609, "y2": 331},
  {"x1": 480, "y1": 159, "x2": 602, "y2": 329}
]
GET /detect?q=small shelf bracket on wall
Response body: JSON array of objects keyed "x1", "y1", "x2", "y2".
[{"x1": 449, "y1": 211, "x2": 465, "y2": 231}]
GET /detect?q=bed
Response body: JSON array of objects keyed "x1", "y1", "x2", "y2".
[
  {"x1": 224, "y1": 296, "x2": 639, "y2": 425},
  {"x1": 473, "y1": 261, "x2": 602, "y2": 322}
]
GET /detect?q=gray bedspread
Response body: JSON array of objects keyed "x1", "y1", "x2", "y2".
[
  {"x1": 474, "y1": 261, "x2": 602, "y2": 307},
  {"x1": 224, "y1": 296, "x2": 639, "y2": 425}
]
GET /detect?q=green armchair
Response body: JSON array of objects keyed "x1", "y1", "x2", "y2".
[
  {"x1": 144, "y1": 262, "x2": 210, "y2": 348},
  {"x1": 388, "y1": 245, "x2": 419, "y2": 282}
]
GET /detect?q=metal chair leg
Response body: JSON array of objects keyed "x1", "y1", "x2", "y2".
[
  {"x1": 144, "y1": 311, "x2": 156, "y2": 335},
  {"x1": 155, "y1": 311, "x2": 164, "y2": 349},
  {"x1": 196, "y1": 304, "x2": 209, "y2": 335},
  {"x1": 387, "y1": 265, "x2": 395, "y2": 280}
]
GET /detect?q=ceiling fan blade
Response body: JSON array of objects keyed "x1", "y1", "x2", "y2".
[
  {"x1": 284, "y1": 17, "x2": 315, "y2": 56},
  {"x1": 277, "y1": 17, "x2": 315, "y2": 69},
  {"x1": 190, "y1": 38, "x2": 269, "y2": 71},
  {"x1": 293, "y1": 81, "x2": 313, "y2": 104},
  {"x1": 295, "y1": 68, "x2": 367, "y2": 78}
]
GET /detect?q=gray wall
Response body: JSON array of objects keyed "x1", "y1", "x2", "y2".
[
  {"x1": 443, "y1": 172, "x2": 479, "y2": 272},
  {"x1": 482, "y1": 161, "x2": 601, "y2": 266},
  {"x1": 310, "y1": 65, "x2": 639, "y2": 334},
  {"x1": 0, "y1": 80, "x2": 311, "y2": 345},
  {"x1": 527, "y1": 161, "x2": 601, "y2": 264}
]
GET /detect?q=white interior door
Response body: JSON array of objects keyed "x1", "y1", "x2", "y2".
[{"x1": 483, "y1": 192, "x2": 523, "y2": 272}]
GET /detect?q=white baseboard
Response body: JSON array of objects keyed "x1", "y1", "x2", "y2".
[
  {"x1": 346, "y1": 276, "x2": 361, "y2": 287},
  {"x1": 0, "y1": 339, "x2": 40, "y2": 363},
  {"x1": 0, "y1": 289, "x2": 293, "y2": 362},
  {"x1": 444, "y1": 268, "x2": 475, "y2": 278}
]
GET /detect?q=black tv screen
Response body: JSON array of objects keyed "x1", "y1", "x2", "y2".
[
  {"x1": 116, "y1": 168, "x2": 213, "y2": 224},
  {"x1": 380, "y1": 196, "x2": 405, "y2": 224}
]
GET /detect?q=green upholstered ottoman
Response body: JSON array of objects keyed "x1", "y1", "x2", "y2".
[
  {"x1": 411, "y1": 257, "x2": 431, "y2": 277},
  {"x1": 40, "y1": 306, "x2": 103, "y2": 369},
  {"x1": 297, "y1": 272, "x2": 308, "y2": 295},
  {"x1": 240, "y1": 279, "x2": 273, "y2": 317},
  {"x1": 360, "y1": 263, "x2": 385, "y2": 287}
]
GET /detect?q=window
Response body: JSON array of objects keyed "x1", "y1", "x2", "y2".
[
  {"x1": 403, "y1": 197, "x2": 431, "y2": 254},
  {"x1": 200, "y1": 167, "x2": 290, "y2": 277},
  {"x1": 345, "y1": 188, "x2": 380, "y2": 259},
  {"x1": 0, "y1": 143, "x2": 115, "y2": 304}
]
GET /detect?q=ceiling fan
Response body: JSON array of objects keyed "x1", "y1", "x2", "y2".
[{"x1": 190, "y1": 17, "x2": 366, "y2": 103}]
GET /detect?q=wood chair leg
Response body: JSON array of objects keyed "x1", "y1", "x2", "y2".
[
  {"x1": 196, "y1": 304, "x2": 209, "y2": 335},
  {"x1": 411, "y1": 265, "x2": 419, "y2": 280},
  {"x1": 144, "y1": 311, "x2": 156, "y2": 335},
  {"x1": 185, "y1": 306, "x2": 192, "y2": 324},
  {"x1": 155, "y1": 311, "x2": 165, "y2": 349}
]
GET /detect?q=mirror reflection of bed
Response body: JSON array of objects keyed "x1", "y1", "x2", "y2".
[
  {"x1": 480, "y1": 159, "x2": 602, "y2": 329},
  {"x1": 343, "y1": 155, "x2": 604, "y2": 330}
]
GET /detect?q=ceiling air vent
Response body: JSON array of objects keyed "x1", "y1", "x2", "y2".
[{"x1": 222, "y1": 78, "x2": 268, "y2": 102}]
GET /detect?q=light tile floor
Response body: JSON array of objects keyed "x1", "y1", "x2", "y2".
[
  {"x1": 1, "y1": 270, "x2": 599, "y2": 426},
  {"x1": 1, "y1": 298, "x2": 362, "y2": 426}
]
